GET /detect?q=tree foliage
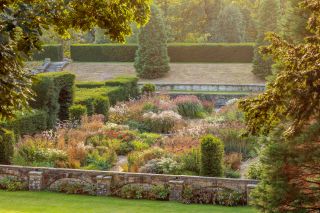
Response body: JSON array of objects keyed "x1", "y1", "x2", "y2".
[
  {"x1": 251, "y1": 123, "x2": 320, "y2": 212},
  {"x1": 214, "y1": 4, "x2": 245, "y2": 42},
  {"x1": 240, "y1": 0, "x2": 320, "y2": 211},
  {"x1": 0, "y1": 0, "x2": 151, "y2": 121},
  {"x1": 240, "y1": 0, "x2": 320, "y2": 136},
  {"x1": 280, "y1": 0, "x2": 310, "y2": 43},
  {"x1": 252, "y1": 0, "x2": 280, "y2": 79},
  {"x1": 135, "y1": 4, "x2": 170, "y2": 79}
]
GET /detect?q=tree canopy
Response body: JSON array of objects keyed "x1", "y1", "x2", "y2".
[
  {"x1": 0, "y1": 0, "x2": 151, "y2": 121},
  {"x1": 240, "y1": 0, "x2": 320, "y2": 136},
  {"x1": 240, "y1": 0, "x2": 320, "y2": 211}
]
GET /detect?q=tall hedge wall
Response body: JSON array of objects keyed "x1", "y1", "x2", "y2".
[
  {"x1": 32, "y1": 45, "x2": 64, "y2": 61},
  {"x1": 71, "y1": 44, "x2": 137, "y2": 62},
  {"x1": 71, "y1": 43, "x2": 254, "y2": 63},
  {"x1": 31, "y1": 72, "x2": 75, "y2": 128}
]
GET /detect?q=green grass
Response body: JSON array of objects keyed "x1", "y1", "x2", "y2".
[{"x1": 0, "y1": 191, "x2": 257, "y2": 213}]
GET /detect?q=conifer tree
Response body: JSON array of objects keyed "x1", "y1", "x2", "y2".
[
  {"x1": 135, "y1": 4, "x2": 170, "y2": 79},
  {"x1": 214, "y1": 4, "x2": 245, "y2": 42},
  {"x1": 280, "y1": 0, "x2": 310, "y2": 43},
  {"x1": 240, "y1": 1, "x2": 320, "y2": 211},
  {"x1": 252, "y1": 0, "x2": 280, "y2": 78}
]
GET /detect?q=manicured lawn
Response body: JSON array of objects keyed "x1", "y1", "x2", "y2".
[
  {"x1": 66, "y1": 62, "x2": 265, "y2": 85},
  {"x1": 0, "y1": 191, "x2": 257, "y2": 213}
]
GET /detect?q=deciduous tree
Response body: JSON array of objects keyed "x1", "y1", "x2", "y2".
[{"x1": 0, "y1": 0, "x2": 151, "y2": 121}]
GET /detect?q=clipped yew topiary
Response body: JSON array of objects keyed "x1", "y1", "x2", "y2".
[
  {"x1": 69, "y1": 105, "x2": 87, "y2": 121},
  {"x1": 31, "y1": 72, "x2": 75, "y2": 128},
  {"x1": 0, "y1": 129, "x2": 15, "y2": 164},
  {"x1": 134, "y1": 4, "x2": 170, "y2": 79},
  {"x1": 200, "y1": 134, "x2": 224, "y2": 177}
]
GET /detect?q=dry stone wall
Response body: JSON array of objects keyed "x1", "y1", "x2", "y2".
[{"x1": 0, "y1": 165, "x2": 258, "y2": 204}]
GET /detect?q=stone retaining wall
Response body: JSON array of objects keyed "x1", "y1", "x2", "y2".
[
  {"x1": 138, "y1": 83, "x2": 266, "y2": 93},
  {"x1": 0, "y1": 165, "x2": 258, "y2": 204}
]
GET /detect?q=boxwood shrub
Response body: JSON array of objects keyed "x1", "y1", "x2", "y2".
[
  {"x1": 32, "y1": 44, "x2": 64, "y2": 61},
  {"x1": 105, "y1": 76, "x2": 139, "y2": 100},
  {"x1": 75, "y1": 76, "x2": 139, "y2": 108},
  {"x1": 0, "y1": 110, "x2": 48, "y2": 137},
  {"x1": 69, "y1": 105, "x2": 87, "y2": 121},
  {"x1": 74, "y1": 87, "x2": 110, "y2": 116},
  {"x1": 31, "y1": 72, "x2": 75, "y2": 128},
  {"x1": 71, "y1": 43, "x2": 254, "y2": 63}
]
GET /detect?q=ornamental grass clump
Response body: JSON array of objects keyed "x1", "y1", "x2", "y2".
[
  {"x1": 174, "y1": 95, "x2": 204, "y2": 118},
  {"x1": 143, "y1": 110, "x2": 182, "y2": 134}
]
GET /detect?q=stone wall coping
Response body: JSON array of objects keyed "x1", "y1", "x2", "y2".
[
  {"x1": 247, "y1": 184, "x2": 258, "y2": 188},
  {"x1": 28, "y1": 171, "x2": 43, "y2": 176},
  {"x1": 169, "y1": 180, "x2": 184, "y2": 184},
  {"x1": 0, "y1": 165, "x2": 259, "y2": 184},
  {"x1": 138, "y1": 83, "x2": 266, "y2": 87}
]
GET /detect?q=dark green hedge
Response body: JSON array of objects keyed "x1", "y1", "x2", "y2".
[
  {"x1": 75, "y1": 76, "x2": 139, "y2": 106},
  {"x1": 31, "y1": 72, "x2": 75, "y2": 128},
  {"x1": 71, "y1": 44, "x2": 137, "y2": 62},
  {"x1": 69, "y1": 105, "x2": 87, "y2": 121},
  {"x1": 0, "y1": 129, "x2": 14, "y2": 164},
  {"x1": 74, "y1": 87, "x2": 110, "y2": 116},
  {"x1": 75, "y1": 81, "x2": 105, "y2": 89},
  {"x1": 0, "y1": 110, "x2": 48, "y2": 137},
  {"x1": 71, "y1": 43, "x2": 254, "y2": 63},
  {"x1": 105, "y1": 76, "x2": 139, "y2": 101},
  {"x1": 32, "y1": 45, "x2": 64, "y2": 61}
]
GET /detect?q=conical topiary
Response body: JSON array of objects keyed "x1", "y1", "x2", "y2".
[{"x1": 134, "y1": 4, "x2": 170, "y2": 79}]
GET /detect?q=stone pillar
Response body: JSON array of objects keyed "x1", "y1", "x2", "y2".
[
  {"x1": 169, "y1": 180, "x2": 184, "y2": 201},
  {"x1": 28, "y1": 171, "x2": 43, "y2": 191},
  {"x1": 96, "y1": 175, "x2": 112, "y2": 196},
  {"x1": 246, "y1": 184, "x2": 257, "y2": 205}
]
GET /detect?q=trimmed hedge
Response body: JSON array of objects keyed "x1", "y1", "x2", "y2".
[
  {"x1": 74, "y1": 87, "x2": 110, "y2": 116},
  {"x1": 0, "y1": 129, "x2": 15, "y2": 164},
  {"x1": 71, "y1": 44, "x2": 137, "y2": 62},
  {"x1": 32, "y1": 45, "x2": 64, "y2": 61},
  {"x1": 200, "y1": 134, "x2": 224, "y2": 177},
  {"x1": 71, "y1": 43, "x2": 254, "y2": 63},
  {"x1": 31, "y1": 72, "x2": 75, "y2": 128},
  {"x1": 0, "y1": 110, "x2": 48, "y2": 137},
  {"x1": 105, "y1": 76, "x2": 139, "y2": 101},
  {"x1": 69, "y1": 105, "x2": 87, "y2": 121},
  {"x1": 75, "y1": 81, "x2": 105, "y2": 89},
  {"x1": 75, "y1": 76, "x2": 139, "y2": 107}
]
